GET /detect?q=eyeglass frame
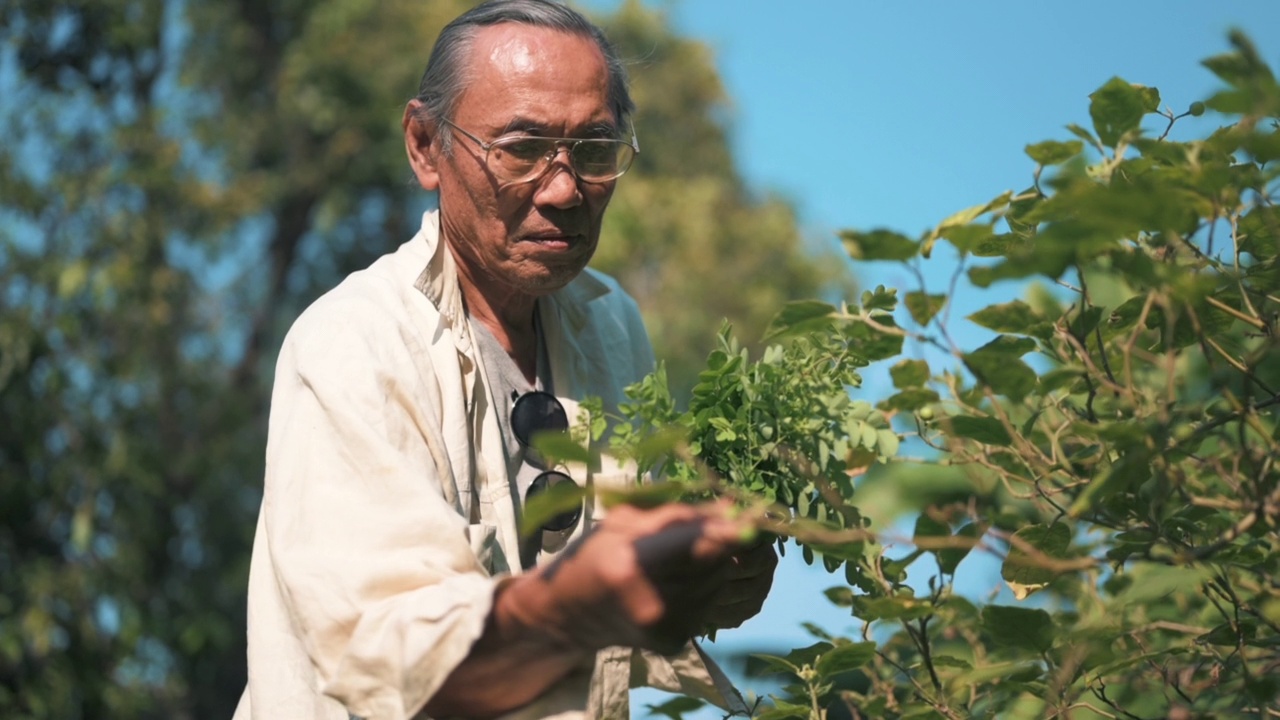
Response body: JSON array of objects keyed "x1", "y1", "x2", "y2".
[{"x1": 439, "y1": 117, "x2": 640, "y2": 185}]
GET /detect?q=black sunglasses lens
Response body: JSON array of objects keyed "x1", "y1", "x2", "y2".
[
  {"x1": 526, "y1": 471, "x2": 582, "y2": 532},
  {"x1": 511, "y1": 391, "x2": 569, "y2": 447}
]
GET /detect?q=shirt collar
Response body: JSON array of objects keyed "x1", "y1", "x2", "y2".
[{"x1": 413, "y1": 209, "x2": 467, "y2": 329}]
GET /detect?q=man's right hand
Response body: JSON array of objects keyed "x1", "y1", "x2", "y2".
[
  {"x1": 507, "y1": 501, "x2": 755, "y2": 654},
  {"x1": 424, "y1": 502, "x2": 760, "y2": 718}
]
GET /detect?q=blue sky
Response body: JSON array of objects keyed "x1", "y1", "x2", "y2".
[{"x1": 580, "y1": 1, "x2": 1280, "y2": 715}]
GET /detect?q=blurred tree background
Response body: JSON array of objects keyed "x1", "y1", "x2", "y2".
[{"x1": 0, "y1": 0, "x2": 850, "y2": 717}]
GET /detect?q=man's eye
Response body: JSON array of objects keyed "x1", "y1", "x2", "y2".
[
  {"x1": 574, "y1": 142, "x2": 613, "y2": 164},
  {"x1": 500, "y1": 139, "x2": 549, "y2": 162}
]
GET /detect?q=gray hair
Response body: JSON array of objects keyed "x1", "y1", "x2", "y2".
[{"x1": 413, "y1": 0, "x2": 634, "y2": 151}]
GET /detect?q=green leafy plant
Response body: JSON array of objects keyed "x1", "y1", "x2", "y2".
[{"x1": 614, "y1": 32, "x2": 1280, "y2": 719}]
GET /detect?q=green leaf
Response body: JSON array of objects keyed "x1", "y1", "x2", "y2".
[
  {"x1": 840, "y1": 228, "x2": 918, "y2": 261},
  {"x1": 861, "y1": 285, "x2": 899, "y2": 312},
  {"x1": 519, "y1": 479, "x2": 587, "y2": 537},
  {"x1": 939, "y1": 195, "x2": 1006, "y2": 229},
  {"x1": 1025, "y1": 140, "x2": 1083, "y2": 165},
  {"x1": 1089, "y1": 76, "x2": 1160, "y2": 147},
  {"x1": 1001, "y1": 523, "x2": 1071, "y2": 599},
  {"x1": 922, "y1": 193, "x2": 1012, "y2": 257},
  {"x1": 913, "y1": 512, "x2": 949, "y2": 542},
  {"x1": 599, "y1": 481, "x2": 688, "y2": 510},
  {"x1": 963, "y1": 345, "x2": 1038, "y2": 402},
  {"x1": 939, "y1": 223, "x2": 996, "y2": 255},
  {"x1": 755, "y1": 700, "x2": 812, "y2": 720},
  {"x1": 801, "y1": 622, "x2": 833, "y2": 641},
  {"x1": 1091, "y1": 648, "x2": 1186, "y2": 677},
  {"x1": 879, "y1": 387, "x2": 940, "y2": 412},
  {"x1": 930, "y1": 655, "x2": 972, "y2": 670},
  {"x1": 1069, "y1": 448, "x2": 1152, "y2": 517},
  {"x1": 751, "y1": 653, "x2": 800, "y2": 676},
  {"x1": 967, "y1": 300, "x2": 1042, "y2": 335},
  {"x1": 1238, "y1": 206, "x2": 1280, "y2": 257},
  {"x1": 981, "y1": 605, "x2": 1054, "y2": 653},
  {"x1": 1242, "y1": 127, "x2": 1280, "y2": 164},
  {"x1": 1039, "y1": 367, "x2": 1085, "y2": 393},
  {"x1": 763, "y1": 300, "x2": 837, "y2": 340},
  {"x1": 1068, "y1": 306, "x2": 1104, "y2": 339},
  {"x1": 890, "y1": 359, "x2": 930, "y2": 389},
  {"x1": 645, "y1": 696, "x2": 706, "y2": 720},
  {"x1": 1202, "y1": 33, "x2": 1277, "y2": 88},
  {"x1": 947, "y1": 416, "x2": 1013, "y2": 446},
  {"x1": 816, "y1": 641, "x2": 877, "y2": 678},
  {"x1": 904, "y1": 292, "x2": 946, "y2": 326},
  {"x1": 962, "y1": 334, "x2": 1039, "y2": 398},
  {"x1": 915, "y1": 515, "x2": 981, "y2": 575},
  {"x1": 939, "y1": 523, "x2": 983, "y2": 575},
  {"x1": 972, "y1": 334, "x2": 1037, "y2": 356},
  {"x1": 529, "y1": 431, "x2": 591, "y2": 464},
  {"x1": 851, "y1": 594, "x2": 934, "y2": 621},
  {"x1": 823, "y1": 586, "x2": 855, "y2": 607},
  {"x1": 1110, "y1": 565, "x2": 1214, "y2": 607},
  {"x1": 876, "y1": 429, "x2": 900, "y2": 459},
  {"x1": 1103, "y1": 295, "x2": 1149, "y2": 335},
  {"x1": 1065, "y1": 122, "x2": 1101, "y2": 150},
  {"x1": 1199, "y1": 620, "x2": 1257, "y2": 647},
  {"x1": 809, "y1": 539, "x2": 867, "y2": 563},
  {"x1": 784, "y1": 641, "x2": 834, "y2": 669},
  {"x1": 843, "y1": 315, "x2": 905, "y2": 361}
]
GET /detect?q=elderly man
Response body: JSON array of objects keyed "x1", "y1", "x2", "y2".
[{"x1": 233, "y1": 1, "x2": 776, "y2": 718}]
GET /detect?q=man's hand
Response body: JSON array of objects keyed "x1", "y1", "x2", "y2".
[
  {"x1": 424, "y1": 502, "x2": 770, "y2": 718},
  {"x1": 510, "y1": 500, "x2": 762, "y2": 654}
]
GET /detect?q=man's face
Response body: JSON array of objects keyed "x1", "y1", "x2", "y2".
[{"x1": 424, "y1": 24, "x2": 620, "y2": 304}]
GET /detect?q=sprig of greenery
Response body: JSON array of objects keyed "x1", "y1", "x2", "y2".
[{"x1": 608, "y1": 313, "x2": 907, "y2": 574}]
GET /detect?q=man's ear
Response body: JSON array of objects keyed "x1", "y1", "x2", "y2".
[{"x1": 403, "y1": 99, "x2": 441, "y2": 191}]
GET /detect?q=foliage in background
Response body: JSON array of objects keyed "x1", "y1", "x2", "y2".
[
  {"x1": 616, "y1": 32, "x2": 1280, "y2": 719},
  {"x1": 0, "y1": 0, "x2": 843, "y2": 717}
]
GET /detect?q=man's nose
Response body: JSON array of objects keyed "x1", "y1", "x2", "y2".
[{"x1": 533, "y1": 147, "x2": 583, "y2": 209}]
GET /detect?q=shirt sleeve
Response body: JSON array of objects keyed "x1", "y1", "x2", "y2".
[{"x1": 260, "y1": 289, "x2": 494, "y2": 720}]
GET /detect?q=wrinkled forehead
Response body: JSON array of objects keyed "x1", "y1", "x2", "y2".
[
  {"x1": 455, "y1": 23, "x2": 615, "y2": 128},
  {"x1": 474, "y1": 23, "x2": 606, "y2": 79}
]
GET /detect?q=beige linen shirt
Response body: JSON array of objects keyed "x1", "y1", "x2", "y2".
[{"x1": 232, "y1": 211, "x2": 747, "y2": 720}]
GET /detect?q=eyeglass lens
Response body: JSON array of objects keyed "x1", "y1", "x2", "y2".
[
  {"x1": 511, "y1": 390, "x2": 570, "y2": 448},
  {"x1": 525, "y1": 470, "x2": 581, "y2": 532},
  {"x1": 489, "y1": 136, "x2": 634, "y2": 183}
]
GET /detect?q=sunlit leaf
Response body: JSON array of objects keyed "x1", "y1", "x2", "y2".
[
  {"x1": 878, "y1": 387, "x2": 940, "y2": 412},
  {"x1": 890, "y1": 359, "x2": 930, "y2": 388},
  {"x1": 1089, "y1": 76, "x2": 1160, "y2": 147},
  {"x1": 763, "y1": 300, "x2": 837, "y2": 340},
  {"x1": 840, "y1": 228, "x2": 919, "y2": 261},
  {"x1": 967, "y1": 300, "x2": 1043, "y2": 336},
  {"x1": 1025, "y1": 140, "x2": 1083, "y2": 165},
  {"x1": 904, "y1": 292, "x2": 946, "y2": 326},
  {"x1": 815, "y1": 641, "x2": 876, "y2": 678}
]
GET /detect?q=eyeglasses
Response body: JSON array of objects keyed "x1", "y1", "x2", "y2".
[
  {"x1": 512, "y1": 391, "x2": 581, "y2": 532},
  {"x1": 441, "y1": 118, "x2": 639, "y2": 185}
]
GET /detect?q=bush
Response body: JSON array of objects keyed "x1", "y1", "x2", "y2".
[{"x1": 605, "y1": 31, "x2": 1280, "y2": 719}]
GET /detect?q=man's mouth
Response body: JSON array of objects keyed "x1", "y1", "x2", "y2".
[{"x1": 522, "y1": 231, "x2": 581, "y2": 250}]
